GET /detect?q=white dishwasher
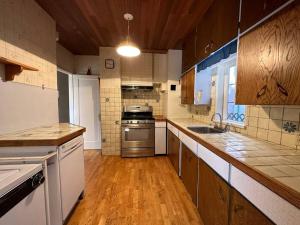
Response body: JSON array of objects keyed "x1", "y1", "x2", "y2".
[
  {"x1": 0, "y1": 164, "x2": 47, "y2": 225},
  {"x1": 58, "y1": 135, "x2": 85, "y2": 221}
]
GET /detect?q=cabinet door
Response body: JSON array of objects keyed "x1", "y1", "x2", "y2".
[
  {"x1": 186, "y1": 68, "x2": 195, "y2": 104},
  {"x1": 196, "y1": 0, "x2": 239, "y2": 60},
  {"x1": 240, "y1": 0, "x2": 290, "y2": 32},
  {"x1": 211, "y1": 0, "x2": 239, "y2": 52},
  {"x1": 229, "y1": 188, "x2": 275, "y2": 225},
  {"x1": 155, "y1": 127, "x2": 166, "y2": 155},
  {"x1": 196, "y1": 9, "x2": 214, "y2": 61},
  {"x1": 182, "y1": 29, "x2": 197, "y2": 73},
  {"x1": 181, "y1": 144, "x2": 198, "y2": 205},
  {"x1": 181, "y1": 74, "x2": 187, "y2": 104},
  {"x1": 198, "y1": 158, "x2": 229, "y2": 225},
  {"x1": 167, "y1": 130, "x2": 180, "y2": 174},
  {"x1": 237, "y1": 2, "x2": 300, "y2": 105}
]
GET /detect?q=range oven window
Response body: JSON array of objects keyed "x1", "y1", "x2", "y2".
[{"x1": 125, "y1": 128, "x2": 151, "y2": 141}]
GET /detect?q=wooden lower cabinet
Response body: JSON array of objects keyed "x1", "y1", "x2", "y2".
[
  {"x1": 167, "y1": 130, "x2": 180, "y2": 174},
  {"x1": 229, "y1": 188, "x2": 275, "y2": 225},
  {"x1": 181, "y1": 144, "x2": 198, "y2": 204},
  {"x1": 198, "y1": 158, "x2": 230, "y2": 225}
]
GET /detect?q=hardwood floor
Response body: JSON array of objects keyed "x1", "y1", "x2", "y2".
[{"x1": 67, "y1": 150, "x2": 203, "y2": 225}]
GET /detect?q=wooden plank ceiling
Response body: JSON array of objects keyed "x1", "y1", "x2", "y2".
[{"x1": 35, "y1": 0, "x2": 213, "y2": 55}]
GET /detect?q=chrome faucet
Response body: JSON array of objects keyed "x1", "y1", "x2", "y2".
[{"x1": 211, "y1": 113, "x2": 222, "y2": 129}]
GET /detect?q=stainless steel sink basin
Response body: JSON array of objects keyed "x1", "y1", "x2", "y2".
[{"x1": 187, "y1": 126, "x2": 224, "y2": 134}]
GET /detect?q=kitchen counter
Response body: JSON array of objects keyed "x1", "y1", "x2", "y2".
[
  {"x1": 167, "y1": 118, "x2": 300, "y2": 208},
  {"x1": 0, "y1": 123, "x2": 86, "y2": 147},
  {"x1": 154, "y1": 115, "x2": 167, "y2": 121}
]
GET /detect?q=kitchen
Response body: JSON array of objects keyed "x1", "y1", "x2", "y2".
[{"x1": 0, "y1": 0, "x2": 299, "y2": 225}]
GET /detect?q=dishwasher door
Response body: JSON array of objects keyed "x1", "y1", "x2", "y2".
[
  {"x1": 59, "y1": 136, "x2": 85, "y2": 221},
  {"x1": 0, "y1": 182, "x2": 47, "y2": 225}
]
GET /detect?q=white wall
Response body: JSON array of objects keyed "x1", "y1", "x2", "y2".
[
  {"x1": 0, "y1": 0, "x2": 57, "y2": 89},
  {"x1": 0, "y1": 0, "x2": 59, "y2": 134},
  {"x1": 0, "y1": 66, "x2": 58, "y2": 134},
  {"x1": 164, "y1": 50, "x2": 191, "y2": 118},
  {"x1": 56, "y1": 43, "x2": 75, "y2": 73},
  {"x1": 74, "y1": 55, "x2": 100, "y2": 75}
]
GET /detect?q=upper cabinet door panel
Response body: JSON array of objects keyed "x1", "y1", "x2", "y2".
[
  {"x1": 196, "y1": 7, "x2": 214, "y2": 61},
  {"x1": 181, "y1": 68, "x2": 195, "y2": 105},
  {"x1": 195, "y1": 0, "x2": 239, "y2": 63},
  {"x1": 240, "y1": 0, "x2": 290, "y2": 32},
  {"x1": 186, "y1": 68, "x2": 195, "y2": 104},
  {"x1": 236, "y1": 2, "x2": 300, "y2": 105},
  {"x1": 182, "y1": 29, "x2": 197, "y2": 73},
  {"x1": 210, "y1": 0, "x2": 240, "y2": 52},
  {"x1": 181, "y1": 74, "x2": 187, "y2": 104}
]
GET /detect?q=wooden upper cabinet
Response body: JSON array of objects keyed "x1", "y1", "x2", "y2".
[
  {"x1": 182, "y1": 0, "x2": 239, "y2": 73},
  {"x1": 167, "y1": 130, "x2": 180, "y2": 175},
  {"x1": 236, "y1": 2, "x2": 300, "y2": 105},
  {"x1": 198, "y1": 158, "x2": 230, "y2": 225},
  {"x1": 240, "y1": 0, "x2": 290, "y2": 32},
  {"x1": 196, "y1": 6, "x2": 214, "y2": 61},
  {"x1": 195, "y1": 0, "x2": 239, "y2": 63},
  {"x1": 181, "y1": 144, "x2": 198, "y2": 205},
  {"x1": 182, "y1": 29, "x2": 197, "y2": 73},
  {"x1": 210, "y1": 0, "x2": 240, "y2": 52},
  {"x1": 229, "y1": 188, "x2": 275, "y2": 225},
  {"x1": 181, "y1": 74, "x2": 187, "y2": 104},
  {"x1": 181, "y1": 68, "x2": 195, "y2": 105}
]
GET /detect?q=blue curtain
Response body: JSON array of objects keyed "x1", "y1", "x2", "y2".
[{"x1": 197, "y1": 40, "x2": 237, "y2": 72}]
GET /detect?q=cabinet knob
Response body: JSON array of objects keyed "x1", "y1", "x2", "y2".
[{"x1": 204, "y1": 44, "x2": 210, "y2": 53}]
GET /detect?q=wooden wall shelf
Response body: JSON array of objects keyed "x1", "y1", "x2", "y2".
[{"x1": 0, "y1": 57, "x2": 38, "y2": 81}]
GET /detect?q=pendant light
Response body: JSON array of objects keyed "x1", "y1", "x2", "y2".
[{"x1": 116, "y1": 13, "x2": 141, "y2": 57}]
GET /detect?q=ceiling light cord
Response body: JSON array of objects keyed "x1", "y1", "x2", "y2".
[{"x1": 127, "y1": 19, "x2": 130, "y2": 43}]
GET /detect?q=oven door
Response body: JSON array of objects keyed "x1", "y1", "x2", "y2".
[{"x1": 121, "y1": 123, "x2": 154, "y2": 149}]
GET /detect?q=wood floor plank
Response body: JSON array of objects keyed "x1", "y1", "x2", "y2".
[{"x1": 67, "y1": 150, "x2": 203, "y2": 225}]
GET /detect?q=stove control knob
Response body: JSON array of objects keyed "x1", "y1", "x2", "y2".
[{"x1": 137, "y1": 121, "x2": 140, "y2": 124}]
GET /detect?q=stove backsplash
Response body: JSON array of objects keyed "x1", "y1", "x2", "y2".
[{"x1": 122, "y1": 89, "x2": 165, "y2": 116}]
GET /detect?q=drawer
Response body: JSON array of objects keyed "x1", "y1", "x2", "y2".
[
  {"x1": 230, "y1": 166, "x2": 300, "y2": 225},
  {"x1": 197, "y1": 143, "x2": 230, "y2": 182},
  {"x1": 155, "y1": 127, "x2": 166, "y2": 155},
  {"x1": 167, "y1": 123, "x2": 179, "y2": 137},
  {"x1": 155, "y1": 121, "x2": 166, "y2": 128},
  {"x1": 179, "y1": 131, "x2": 197, "y2": 155}
]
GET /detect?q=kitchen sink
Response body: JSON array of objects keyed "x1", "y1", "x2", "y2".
[{"x1": 187, "y1": 126, "x2": 225, "y2": 134}]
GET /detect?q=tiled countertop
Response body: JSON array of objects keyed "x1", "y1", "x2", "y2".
[
  {"x1": 168, "y1": 118, "x2": 300, "y2": 208},
  {"x1": 154, "y1": 115, "x2": 167, "y2": 121},
  {"x1": 0, "y1": 123, "x2": 85, "y2": 147}
]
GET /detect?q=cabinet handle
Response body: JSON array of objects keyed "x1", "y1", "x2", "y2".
[
  {"x1": 204, "y1": 44, "x2": 210, "y2": 53},
  {"x1": 276, "y1": 82, "x2": 288, "y2": 97},
  {"x1": 263, "y1": 1, "x2": 267, "y2": 10},
  {"x1": 234, "y1": 204, "x2": 244, "y2": 213},
  {"x1": 256, "y1": 85, "x2": 267, "y2": 98},
  {"x1": 210, "y1": 41, "x2": 214, "y2": 50}
]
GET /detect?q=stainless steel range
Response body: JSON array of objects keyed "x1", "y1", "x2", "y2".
[{"x1": 121, "y1": 105, "x2": 155, "y2": 157}]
